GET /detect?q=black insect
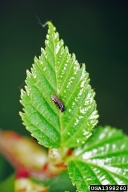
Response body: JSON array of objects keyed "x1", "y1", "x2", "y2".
[{"x1": 51, "y1": 94, "x2": 65, "y2": 112}]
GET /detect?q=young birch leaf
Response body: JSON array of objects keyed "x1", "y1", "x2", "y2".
[
  {"x1": 20, "y1": 22, "x2": 98, "y2": 148},
  {"x1": 68, "y1": 126, "x2": 128, "y2": 192}
]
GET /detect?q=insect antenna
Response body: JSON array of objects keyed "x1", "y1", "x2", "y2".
[{"x1": 35, "y1": 15, "x2": 52, "y2": 28}]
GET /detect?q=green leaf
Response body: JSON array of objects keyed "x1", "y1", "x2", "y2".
[
  {"x1": 20, "y1": 21, "x2": 98, "y2": 148},
  {"x1": 68, "y1": 126, "x2": 128, "y2": 192},
  {"x1": 0, "y1": 174, "x2": 14, "y2": 192},
  {"x1": 32, "y1": 170, "x2": 76, "y2": 192}
]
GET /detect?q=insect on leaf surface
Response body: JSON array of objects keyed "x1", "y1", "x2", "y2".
[{"x1": 20, "y1": 22, "x2": 99, "y2": 149}]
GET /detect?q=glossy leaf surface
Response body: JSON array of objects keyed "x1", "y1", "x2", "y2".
[
  {"x1": 68, "y1": 126, "x2": 128, "y2": 192},
  {"x1": 20, "y1": 22, "x2": 98, "y2": 148}
]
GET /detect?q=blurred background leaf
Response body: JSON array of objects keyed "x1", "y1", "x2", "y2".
[
  {"x1": 0, "y1": 0, "x2": 128, "y2": 181},
  {"x1": 0, "y1": 173, "x2": 14, "y2": 192},
  {"x1": 33, "y1": 170, "x2": 76, "y2": 192}
]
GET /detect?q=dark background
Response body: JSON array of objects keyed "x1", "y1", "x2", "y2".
[{"x1": 0, "y1": 0, "x2": 128, "y2": 180}]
